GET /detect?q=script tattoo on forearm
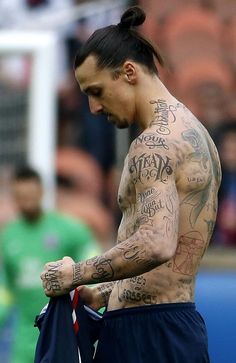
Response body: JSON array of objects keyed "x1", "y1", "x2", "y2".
[
  {"x1": 86, "y1": 256, "x2": 115, "y2": 282},
  {"x1": 116, "y1": 238, "x2": 157, "y2": 271},
  {"x1": 97, "y1": 282, "x2": 115, "y2": 307}
]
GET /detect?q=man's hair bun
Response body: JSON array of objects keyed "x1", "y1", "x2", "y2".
[{"x1": 118, "y1": 6, "x2": 146, "y2": 29}]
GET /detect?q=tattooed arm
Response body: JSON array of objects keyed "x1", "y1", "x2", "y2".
[
  {"x1": 96, "y1": 282, "x2": 115, "y2": 307},
  {"x1": 41, "y1": 138, "x2": 179, "y2": 297},
  {"x1": 75, "y1": 282, "x2": 115, "y2": 310}
]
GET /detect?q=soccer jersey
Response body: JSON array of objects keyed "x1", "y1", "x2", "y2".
[
  {"x1": 0, "y1": 212, "x2": 101, "y2": 363},
  {"x1": 34, "y1": 289, "x2": 102, "y2": 363}
]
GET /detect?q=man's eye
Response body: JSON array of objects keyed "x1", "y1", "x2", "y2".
[{"x1": 91, "y1": 89, "x2": 102, "y2": 97}]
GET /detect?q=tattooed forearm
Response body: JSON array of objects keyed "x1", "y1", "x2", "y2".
[
  {"x1": 97, "y1": 282, "x2": 115, "y2": 307},
  {"x1": 86, "y1": 256, "x2": 115, "y2": 281},
  {"x1": 71, "y1": 227, "x2": 166, "y2": 286},
  {"x1": 115, "y1": 237, "x2": 159, "y2": 271}
]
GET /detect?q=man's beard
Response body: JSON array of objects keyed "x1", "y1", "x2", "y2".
[
  {"x1": 111, "y1": 117, "x2": 129, "y2": 129},
  {"x1": 21, "y1": 209, "x2": 42, "y2": 222}
]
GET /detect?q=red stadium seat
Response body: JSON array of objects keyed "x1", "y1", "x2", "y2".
[
  {"x1": 162, "y1": 6, "x2": 222, "y2": 68},
  {"x1": 56, "y1": 189, "x2": 114, "y2": 247},
  {"x1": 213, "y1": 0, "x2": 236, "y2": 21},
  {"x1": 56, "y1": 147, "x2": 104, "y2": 199},
  {"x1": 175, "y1": 60, "x2": 233, "y2": 95},
  {"x1": 223, "y1": 15, "x2": 236, "y2": 70}
]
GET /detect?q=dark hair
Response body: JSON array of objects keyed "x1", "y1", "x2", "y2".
[
  {"x1": 13, "y1": 166, "x2": 41, "y2": 183},
  {"x1": 74, "y1": 6, "x2": 164, "y2": 75}
]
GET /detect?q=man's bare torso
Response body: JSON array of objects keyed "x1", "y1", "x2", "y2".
[{"x1": 108, "y1": 98, "x2": 221, "y2": 310}]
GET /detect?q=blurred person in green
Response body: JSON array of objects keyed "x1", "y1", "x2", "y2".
[{"x1": 0, "y1": 166, "x2": 101, "y2": 363}]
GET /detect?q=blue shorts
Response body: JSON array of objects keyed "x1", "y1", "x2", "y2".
[{"x1": 94, "y1": 302, "x2": 210, "y2": 363}]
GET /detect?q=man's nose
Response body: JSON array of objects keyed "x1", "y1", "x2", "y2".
[{"x1": 88, "y1": 97, "x2": 103, "y2": 115}]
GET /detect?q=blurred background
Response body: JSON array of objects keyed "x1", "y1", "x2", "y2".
[{"x1": 0, "y1": 0, "x2": 235, "y2": 362}]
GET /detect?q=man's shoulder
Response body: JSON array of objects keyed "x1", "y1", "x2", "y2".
[{"x1": 128, "y1": 128, "x2": 178, "y2": 163}]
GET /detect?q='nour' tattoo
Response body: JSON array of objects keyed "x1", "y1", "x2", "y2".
[{"x1": 134, "y1": 133, "x2": 169, "y2": 150}]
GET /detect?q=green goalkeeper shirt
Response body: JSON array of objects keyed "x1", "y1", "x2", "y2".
[{"x1": 0, "y1": 211, "x2": 101, "y2": 363}]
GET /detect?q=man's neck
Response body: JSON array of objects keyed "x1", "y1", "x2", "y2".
[{"x1": 135, "y1": 77, "x2": 173, "y2": 130}]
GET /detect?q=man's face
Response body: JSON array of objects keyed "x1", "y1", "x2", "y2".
[
  {"x1": 12, "y1": 179, "x2": 43, "y2": 220},
  {"x1": 75, "y1": 55, "x2": 136, "y2": 129}
]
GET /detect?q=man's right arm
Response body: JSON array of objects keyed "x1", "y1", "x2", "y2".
[{"x1": 78, "y1": 282, "x2": 115, "y2": 310}]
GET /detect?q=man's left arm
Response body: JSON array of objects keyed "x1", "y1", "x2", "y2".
[{"x1": 41, "y1": 138, "x2": 179, "y2": 296}]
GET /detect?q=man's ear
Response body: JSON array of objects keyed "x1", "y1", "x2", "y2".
[{"x1": 122, "y1": 61, "x2": 137, "y2": 84}]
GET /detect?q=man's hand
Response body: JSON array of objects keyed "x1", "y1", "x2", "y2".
[
  {"x1": 40, "y1": 256, "x2": 75, "y2": 297},
  {"x1": 77, "y1": 285, "x2": 101, "y2": 311}
]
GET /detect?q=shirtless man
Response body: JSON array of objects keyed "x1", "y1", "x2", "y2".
[{"x1": 41, "y1": 6, "x2": 221, "y2": 362}]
